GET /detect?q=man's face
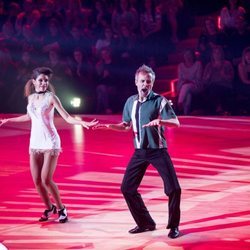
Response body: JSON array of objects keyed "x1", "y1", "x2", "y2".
[{"x1": 135, "y1": 72, "x2": 154, "y2": 99}]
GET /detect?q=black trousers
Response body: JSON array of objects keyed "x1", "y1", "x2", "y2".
[{"x1": 121, "y1": 148, "x2": 181, "y2": 229}]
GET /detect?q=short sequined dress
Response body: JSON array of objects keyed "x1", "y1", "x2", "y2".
[{"x1": 27, "y1": 91, "x2": 61, "y2": 155}]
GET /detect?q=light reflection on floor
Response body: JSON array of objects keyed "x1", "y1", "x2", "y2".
[{"x1": 0, "y1": 114, "x2": 250, "y2": 250}]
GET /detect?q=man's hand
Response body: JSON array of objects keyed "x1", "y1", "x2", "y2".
[
  {"x1": 142, "y1": 119, "x2": 161, "y2": 128},
  {"x1": 92, "y1": 123, "x2": 110, "y2": 130},
  {"x1": 81, "y1": 119, "x2": 99, "y2": 129}
]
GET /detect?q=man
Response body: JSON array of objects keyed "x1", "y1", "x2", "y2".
[{"x1": 95, "y1": 64, "x2": 181, "y2": 238}]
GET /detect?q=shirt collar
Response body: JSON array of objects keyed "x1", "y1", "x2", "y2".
[{"x1": 136, "y1": 91, "x2": 158, "y2": 102}]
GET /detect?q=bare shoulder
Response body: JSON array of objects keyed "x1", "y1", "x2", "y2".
[
  {"x1": 27, "y1": 94, "x2": 35, "y2": 103},
  {"x1": 48, "y1": 92, "x2": 59, "y2": 101}
]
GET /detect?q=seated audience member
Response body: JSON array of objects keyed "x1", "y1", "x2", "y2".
[
  {"x1": 39, "y1": 0, "x2": 65, "y2": 36},
  {"x1": 94, "y1": 27, "x2": 118, "y2": 58},
  {"x1": 140, "y1": 0, "x2": 163, "y2": 64},
  {"x1": 16, "y1": 49, "x2": 36, "y2": 83},
  {"x1": 117, "y1": 24, "x2": 138, "y2": 65},
  {"x1": 197, "y1": 16, "x2": 228, "y2": 66},
  {"x1": 226, "y1": 15, "x2": 250, "y2": 66},
  {"x1": 203, "y1": 46, "x2": 234, "y2": 115},
  {"x1": 0, "y1": 48, "x2": 18, "y2": 112},
  {"x1": 14, "y1": 0, "x2": 37, "y2": 36},
  {"x1": 8, "y1": 49, "x2": 35, "y2": 112},
  {"x1": 68, "y1": 47, "x2": 95, "y2": 113},
  {"x1": 238, "y1": 47, "x2": 250, "y2": 91},
  {"x1": 2, "y1": 2, "x2": 20, "y2": 29},
  {"x1": 176, "y1": 49, "x2": 203, "y2": 115},
  {"x1": 0, "y1": 21, "x2": 20, "y2": 62},
  {"x1": 89, "y1": 0, "x2": 112, "y2": 38},
  {"x1": 18, "y1": 24, "x2": 43, "y2": 63},
  {"x1": 44, "y1": 48, "x2": 72, "y2": 103},
  {"x1": 94, "y1": 47, "x2": 118, "y2": 114},
  {"x1": 41, "y1": 18, "x2": 66, "y2": 56},
  {"x1": 65, "y1": 24, "x2": 93, "y2": 60},
  {"x1": 219, "y1": 0, "x2": 246, "y2": 35},
  {"x1": 159, "y1": 0, "x2": 183, "y2": 43},
  {"x1": 69, "y1": 47, "x2": 94, "y2": 89},
  {"x1": 111, "y1": 0, "x2": 139, "y2": 36},
  {"x1": 64, "y1": 0, "x2": 88, "y2": 30},
  {"x1": 236, "y1": 46, "x2": 250, "y2": 113},
  {"x1": 116, "y1": 23, "x2": 139, "y2": 96}
]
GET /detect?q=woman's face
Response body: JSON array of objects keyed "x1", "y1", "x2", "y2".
[
  {"x1": 33, "y1": 74, "x2": 49, "y2": 92},
  {"x1": 245, "y1": 51, "x2": 250, "y2": 64},
  {"x1": 229, "y1": 0, "x2": 237, "y2": 8},
  {"x1": 205, "y1": 19, "x2": 216, "y2": 34},
  {"x1": 184, "y1": 50, "x2": 195, "y2": 64},
  {"x1": 22, "y1": 51, "x2": 30, "y2": 63},
  {"x1": 49, "y1": 22, "x2": 58, "y2": 36},
  {"x1": 74, "y1": 50, "x2": 82, "y2": 63},
  {"x1": 212, "y1": 48, "x2": 223, "y2": 61}
]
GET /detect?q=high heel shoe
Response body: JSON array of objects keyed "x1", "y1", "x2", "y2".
[
  {"x1": 58, "y1": 206, "x2": 68, "y2": 223},
  {"x1": 39, "y1": 204, "x2": 57, "y2": 222}
]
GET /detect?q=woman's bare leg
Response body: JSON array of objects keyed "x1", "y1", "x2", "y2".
[
  {"x1": 30, "y1": 153, "x2": 52, "y2": 209},
  {"x1": 41, "y1": 152, "x2": 64, "y2": 209}
]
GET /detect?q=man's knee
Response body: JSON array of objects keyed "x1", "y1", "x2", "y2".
[{"x1": 121, "y1": 183, "x2": 137, "y2": 196}]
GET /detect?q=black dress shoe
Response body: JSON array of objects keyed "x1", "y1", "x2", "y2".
[
  {"x1": 168, "y1": 227, "x2": 180, "y2": 238},
  {"x1": 129, "y1": 225, "x2": 156, "y2": 234}
]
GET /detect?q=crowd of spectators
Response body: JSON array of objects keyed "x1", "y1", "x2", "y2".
[
  {"x1": 0, "y1": 0, "x2": 249, "y2": 115},
  {"x1": 0, "y1": 0, "x2": 192, "y2": 114},
  {"x1": 175, "y1": 0, "x2": 250, "y2": 115}
]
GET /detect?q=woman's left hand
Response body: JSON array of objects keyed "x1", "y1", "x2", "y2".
[{"x1": 82, "y1": 119, "x2": 99, "y2": 129}]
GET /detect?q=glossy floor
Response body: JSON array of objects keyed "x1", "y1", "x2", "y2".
[{"x1": 0, "y1": 114, "x2": 249, "y2": 250}]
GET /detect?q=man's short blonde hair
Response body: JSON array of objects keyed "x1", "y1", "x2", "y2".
[{"x1": 135, "y1": 64, "x2": 156, "y2": 82}]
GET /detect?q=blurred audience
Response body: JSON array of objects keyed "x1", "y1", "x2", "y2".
[{"x1": 0, "y1": 0, "x2": 249, "y2": 115}]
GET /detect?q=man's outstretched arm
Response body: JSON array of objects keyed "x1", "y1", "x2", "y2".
[{"x1": 93, "y1": 122, "x2": 131, "y2": 131}]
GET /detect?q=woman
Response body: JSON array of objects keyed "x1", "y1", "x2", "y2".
[
  {"x1": 238, "y1": 46, "x2": 250, "y2": 88},
  {"x1": 197, "y1": 16, "x2": 228, "y2": 66},
  {"x1": 203, "y1": 46, "x2": 234, "y2": 114},
  {"x1": 0, "y1": 67, "x2": 98, "y2": 223},
  {"x1": 140, "y1": 0, "x2": 162, "y2": 63},
  {"x1": 177, "y1": 49, "x2": 203, "y2": 115},
  {"x1": 237, "y1": 46, "x2": 250, "y2": 113}
]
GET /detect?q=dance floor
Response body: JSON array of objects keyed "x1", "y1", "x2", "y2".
[{"x1": 0, "y1": 114, "x2": 249, "y2": 250}]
